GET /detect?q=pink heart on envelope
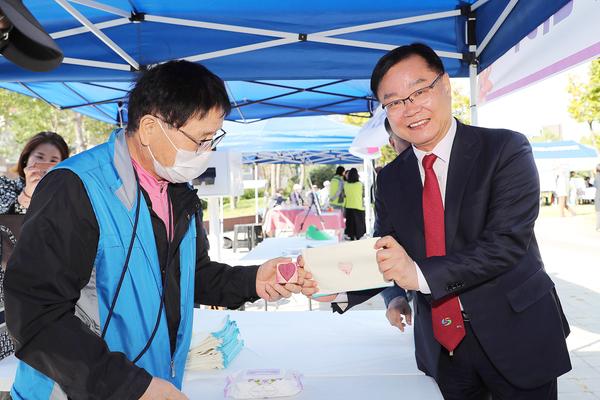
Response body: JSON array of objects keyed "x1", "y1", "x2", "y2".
[
  {"x1": 278, "y1": 263, "x2": 297, "y2": 282},
  {"x1": 338, "y1": 262, "x2": 353, "y2": 276}
]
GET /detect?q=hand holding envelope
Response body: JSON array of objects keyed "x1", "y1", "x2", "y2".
[
  {"x1": 375, "y1": 236, "x2": 419, "y2": 291},
  {"x1": 297, "y1": 236, "x2": 419, "y2": 301},
  {"x1": 300, "y1": 238, "x2": 393, "y2": 297}
]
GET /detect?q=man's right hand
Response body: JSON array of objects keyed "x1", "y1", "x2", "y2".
[
  {"x1": 386, "y1": 296, "x2": 412, "y2": 332},
  {"x1": 140, "y1": 378, "x2": 188, "y2": 400}
]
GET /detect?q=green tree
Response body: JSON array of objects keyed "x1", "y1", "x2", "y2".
[
  {"x1": 530, "y1": 125, "x2": 563, "y2": 143},
  {"x1": 0, "y1": 89, "x2": 114, "y2": 162},
  {"x1": 451, "y1": 87, "x2": 471, "y2": 125},
  {"x1": 567, "y1": 59, "x2": 600, "y2": 133},
  {"x1": 308, "y1": 164, "x2": 336, "y2": 188}
]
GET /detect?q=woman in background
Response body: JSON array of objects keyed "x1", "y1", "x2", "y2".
[
  {"x1": 0, "y1": 131, "x2": 69, "y2": 364},
  {"x1": 343, "y1": 168, "x2": 365, "y2": 240},
  {"x1": 0, "y1": 131, "x2": 69, "y2": 215}
]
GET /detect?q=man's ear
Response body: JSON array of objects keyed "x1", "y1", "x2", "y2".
[{"x1": 138, "y1": 115, "x2": 156, "y2": 147}]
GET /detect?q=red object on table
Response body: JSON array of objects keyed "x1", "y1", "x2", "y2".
[
  {"x1": 292, "y1": 210, "x2": 344, "y2": 236},
  {"x1": 262, "y1": 207, "x2": 306, "y2": 236}
]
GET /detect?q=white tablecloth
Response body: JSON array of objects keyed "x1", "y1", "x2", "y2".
[{"x1": 0, "y1": 310, "x2": 442, "y2": 399}]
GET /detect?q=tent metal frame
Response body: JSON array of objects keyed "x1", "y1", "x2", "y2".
[{"x1": 9, "y1": 0, "x2": 527, "y2": 124}]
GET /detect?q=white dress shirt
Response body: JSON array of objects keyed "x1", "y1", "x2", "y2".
[
  {"x1": 412, "y1": 117, "x2": 457, "y2": 294},
  {"x1": 332, "y1": 118, "x2": 457, "y2": 308}
]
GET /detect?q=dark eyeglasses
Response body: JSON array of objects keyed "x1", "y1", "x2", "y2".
[
  {"x1": 155, "y1": 116, "x2": 227, "y2": 152},
  {"x1": 382, "y1": 74, "x2": 443, "y2": 114}
]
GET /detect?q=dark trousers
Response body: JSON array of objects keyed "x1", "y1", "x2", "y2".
[{"x1": 436, "y1": 320, "x2": 557, "y2": 400}]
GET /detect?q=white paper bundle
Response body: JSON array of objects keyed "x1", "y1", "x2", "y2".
[{"x1": 186, "y1": 315, "x2": 244, "y2": 371}]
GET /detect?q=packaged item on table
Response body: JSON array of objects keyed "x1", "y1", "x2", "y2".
[{"x1": 225, "y1": 369, "x2": 303, "y2": 399}]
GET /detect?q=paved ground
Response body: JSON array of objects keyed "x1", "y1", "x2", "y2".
[{"x1": 215, "y1": 203, "x2": 600, "y2": 398}]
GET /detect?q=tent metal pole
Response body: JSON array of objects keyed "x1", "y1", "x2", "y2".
[
  {"x1": 207, "y1": 197, "x2": 221, "y2": 261},
  {"x1": 469, "y1": 63, "x2": 479, "y2": 126},
  {"x1": 17, "y1": 83, "x2": 60, "y2": 109},
  {"x1": 254, "y1": 164, "x2": 259, "y2": 224},
  {"x1": 145, "y1": 14, "x2": 296, "y2": 38},
  {"x1": 61, "y1": 82, "x2": 116, "y2": 121},
  {"x1": 61, "y1": 57, "x2": 130, "y2": 70},
  {"x1": 67, "y1": 0, "x2": 130, "y2": 18},
  {"x1": 316, "y1": 9, "x2": 462, "y2": 36},
  {"x1": 309, "y1": 36, "x2": 462, "y2": 59},
  {"x1": 55, "y1": 0, "x2": 140, "y2": 70},
  {"x1": 61, "y1": 95, "x2": 128, "y2": 109},
  {"x1": 471, "y1": 0, "x2": 492, "y2": 12},
  {"x1": 51, "y1": 17, "x2": 129, "y2": 39},
  {"x1": 363, "y1": 158, "x2": 373, "y2": 237},
  {"x1": 183, "y1": 38, "x2": 297, "y2": 63},
  {"x1": 476, "y1": 0, "x2": 519, "y2": 57}
]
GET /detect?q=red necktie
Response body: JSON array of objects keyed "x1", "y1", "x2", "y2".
[{"x1": 422, "y1": 154, "x2": 465, "y2": 354}]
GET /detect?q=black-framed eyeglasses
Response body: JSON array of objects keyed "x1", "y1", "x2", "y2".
[
  {"x1": 382, "y1": 73, "x2": 443, "y2": 113},
  {"x1": 155, "y1": 116, "x2": 227, "y2": 152}
]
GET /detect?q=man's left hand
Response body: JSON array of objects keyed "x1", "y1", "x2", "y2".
[
  {"x1": 256, "y1": 257, "x2": 317, "y2": 301},
  {"x1": 375, "y1": 236, "x2": 419, "y2": 291}
]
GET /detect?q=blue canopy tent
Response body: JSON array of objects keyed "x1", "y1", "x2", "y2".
[
  {"x1": 0, "y1": 0, "x2": 570, "y2": 125},
  {"x1": 221, "y1": 116, "x2": 362, "y2": 164},
  {"x1": 531, "y1": 140, "x2": 600, "y2": 193}
]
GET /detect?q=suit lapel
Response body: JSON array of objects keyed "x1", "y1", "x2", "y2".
[
  {"x1": 392, "y1": 149, "x2": 426, "y2": 261},
  {"x1": 445, "y1": 122, "x2": 481, "y2": 251}
]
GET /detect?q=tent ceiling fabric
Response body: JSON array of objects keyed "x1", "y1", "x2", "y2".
[{"x1": 0, "y1": 0, "x2": 570, "y2": 125}]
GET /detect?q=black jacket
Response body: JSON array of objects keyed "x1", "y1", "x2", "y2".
[{"x1": 4, "y1": 169, "x2": 260, "y2": 399}]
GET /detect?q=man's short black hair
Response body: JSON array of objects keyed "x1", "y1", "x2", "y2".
[
  {"x1": 127, "y1": 60, "x2": 231, "y2": 133},
  {"x1": 335, "y1": 166, "x2": 345, "y2": 175},
  {"x1": 370, "y1": 43, "x2": 445, "y2": 101}
]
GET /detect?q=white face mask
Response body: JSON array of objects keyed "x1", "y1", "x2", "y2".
[{"x1": 147, "y1": 120, "x2": 212, "y2": 183}]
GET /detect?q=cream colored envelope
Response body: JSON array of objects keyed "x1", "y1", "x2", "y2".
[{"x1": 302, "y1": 237, "x2": 393, "y2": 295}]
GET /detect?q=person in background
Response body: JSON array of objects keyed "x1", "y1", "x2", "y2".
[
  {"x1": 556, "y1": 169, "x2": 575, "y2": 217},
  {"x1": 0, "y1": 131, "x2": 69, "y2": 383},
  {"x1": 343, "y1": 168, "x2": 365, "y2": 240},
  {"x1": 595, "y1": 164, "x2": 600, "y2": 231},
  {"x1": 289, "y1": 183, "x2": 305, "y2": 206},
  {"x1": 380, "y1": 117, "x2": 412, "y2": 332},
  {"x1": 329, "y1": 166, "x2": 345, "y2": 210},
  {"x1": 319, "y1": 180, "x2": 330, "y2": 210},
  {"x1": 4, "y1": 60, "x2": 317, "y2": 400},
  {"x1": 385, "y1": 117, "x2": 410, "y2": 155},
  {"x1": 268, "y1": 188, "x2": 285, "y2": 208},
  {"x1": 568, "y1": 171, "x2": 579, "y2": 210},
  {"x1": 0, "y1": 131, "x2": 69, "y2": 215},
  {"x1": 307, "y1": 184, "x2": 321, "y2": 210}
]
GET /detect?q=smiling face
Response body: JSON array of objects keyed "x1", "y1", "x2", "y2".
[
  {"x1": 26, "y1": 143, "x2": 63, "y2": 166},
  {"x1": 377, "y1": 55, "x2": 453, "y2": 152}
]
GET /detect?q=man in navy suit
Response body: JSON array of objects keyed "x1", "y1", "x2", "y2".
[{"x1": 324, "y1": 44, "x2": 571, "y2": 399}]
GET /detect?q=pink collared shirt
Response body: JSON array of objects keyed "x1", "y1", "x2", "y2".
[{"x1": 131, "y1": 158, "x2": 173, "y2": 240}]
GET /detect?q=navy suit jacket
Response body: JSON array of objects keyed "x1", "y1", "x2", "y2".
[{"x1": 341, "y1": 121, "x2": 571, "y2": 389}]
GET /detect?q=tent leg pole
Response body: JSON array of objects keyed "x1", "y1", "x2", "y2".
[
  {"x1": 208, "y1": 197, "x2": 221, "y2": 261},
  {"x1": 364, "y1": 158, "x2": 373, "y2": 237},
  {"x1": 254, "y1": 164, "x2": 259, "y2": 224},
  {"x1": 469, "y1": 63, "x2": 479, "y2": 126}
]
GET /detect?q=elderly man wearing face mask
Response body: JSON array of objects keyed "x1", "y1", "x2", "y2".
[{"x1": 4, "y1": 61, "x2": 318, "y2": 400}]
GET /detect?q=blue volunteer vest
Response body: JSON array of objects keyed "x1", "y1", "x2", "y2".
[{"x1": 11, "y1": 131, "x2": 196, "y2": 399}]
